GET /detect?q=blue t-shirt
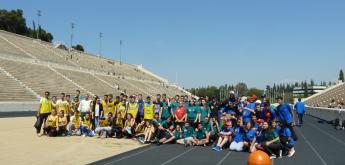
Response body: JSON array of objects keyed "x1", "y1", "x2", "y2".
[
  {"x1": 242, "y1": 105, "x2": 253, "y2": 123},
  {"x1": 280, "y1": 127, "x2": 295, "y2": 145},
  {"x1": 277, "y1": 103, "x2": 293, "y2": 124},
  {"x1": 245, "y1": 129, "x2": 257, "y2": 142},
  {"x1": 294, "y1": 102, "x2": 305, "y2": 114},
  {"x1": 233, "y1": 127, "x2": 245, "y2": 143}
]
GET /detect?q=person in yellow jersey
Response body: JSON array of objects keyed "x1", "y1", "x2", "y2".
[
  {"x1": 122, "y1": 113, "x2": 136, "y2": 138},
  {"x1": 118, "y1": 98, "x2": 128, "y2": 126},
  {"x1": 43, "y1": 109, "x2": 58, "y2": 137},
  {"x1": 35, "y1": 91, "x2": 52, "y2": 137},
  {"x1": 81, "y1": 113, "x2": 94, "y2": 137},
  {"x1": 95, "y1": 112, "x2": 114, "y2": 138},
  {"x1": 102, "y1": 95, "x2": 109, "y2": 116},
  {"x1": 144, "y1": 96, "x2": 155, "y2": 121},
  {"x1": 56, "y1": 93, "x2": 68, "y2": 116},
  {"x1": 68, "y1": 110, "x2": 81, "y2": 136},
  {"x1": 56, "y1": 110, "x2": 68, "y2": 136},
  {"x1": 66, "y1": 95, "x2": 73, "y2": 114},
  {"x1": 106, "y1": 94, "x2": 115, "y2": 116},
  {"x1": 127, "y1": 95, "x2": 138, "y2": 119},
  {"x1": 51, "y1": 96, "x2": 57, "y2": 112}
]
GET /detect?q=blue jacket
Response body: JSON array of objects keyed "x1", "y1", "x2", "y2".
[
  {"x1": 277, "y1": 103, "x2": 293, "y2": 124},
  {"x1": 294, "y1": 102, "x2": 305, "y2": 114}
]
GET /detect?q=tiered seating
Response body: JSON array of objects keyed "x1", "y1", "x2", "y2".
[
  {"x1": 0, "y1": 59, "x2": 87, "y2": 97},
  {"x1": 0, "y1": 70, "x2": 37, "y2": 101},
  {"x1": 0, "y1": 35, "x2": 32, "y2": 59},
  {"x1": 0, "y1": 31, "x2": 72, "y2": 65},
  {"x1": 96, "y1": 75, "x2": 141, "y2": 96},
  {"x1": 55, "y1": 68, "x2": 121, "y2": 96},
  {"x1": 305, "y1": 83, "x2": 345, "y2": 107}
]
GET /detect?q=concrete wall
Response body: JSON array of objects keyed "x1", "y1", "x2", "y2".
[
  {"x1": 0, "y1": 102, "x2": 39, "y2": 112},
  {"x1": 306, "y1": 106, "x2": 345, "y2": 122}
]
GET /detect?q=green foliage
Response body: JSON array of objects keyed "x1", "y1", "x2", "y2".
[
  {"x1": 0, "y1": 9, "x2": 54, "y2": 42},
  {"x1": 72, "y1": 44, "x2": 85, "y2": 52}
]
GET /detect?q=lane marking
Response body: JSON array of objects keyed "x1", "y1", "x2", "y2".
[
  {"x1": 160, "y1": 147, "x2": 196, "y2": 165},
  {"x1": 216, "y1": 151, "x2": 232, "y2": 165},
  {"x1": 272, "y1": 158, "x2": 274, "y2": 165},
  {"x1": 104, "y1": 146, "x2": 157, "y2": 165},
  {"x1": 296, "y1": 128, "x2": 328, "y2": 165},
  {"x1": 307, "y1": 123, "x2": 345, "y2": 147}
]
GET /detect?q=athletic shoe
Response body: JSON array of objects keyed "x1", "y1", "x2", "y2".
[
  {"x1": 212, "y1": 146, "x2": 218, "y2": 151},
  {"x1": 288, "y1": 149, "x2": 296, "y2": 157},
  {"x1": 184, "y1": 139, "x2": 189, "y2": 147},
  {"x1": 270, "y1": 155, "x2": 277, "y2": 159}
]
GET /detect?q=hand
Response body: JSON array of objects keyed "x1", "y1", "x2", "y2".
[{"x1": 265, "y1": 142, "x2": 271, "y2": 146}]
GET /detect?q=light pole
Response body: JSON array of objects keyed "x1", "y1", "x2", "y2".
[
  {"x1": 36, "y1": 10, "x2": 41, "y2": 39},
  {"x1": 71, "y1": 23, "x2": 74, "y2": 48},
  {"x1": 120, "y1": 40, "x2": 122, "y2": 65},
  {"x1": 99, "y1": 32, "x2": 102, "y2": 57}
]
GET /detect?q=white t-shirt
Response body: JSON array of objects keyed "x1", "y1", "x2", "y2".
[
  {"x1": 95, "y1": 104, "x2": 100, "y2": 117},
  {"x1": 78, "y1": 100, "x2": 91, "y2": 113}
]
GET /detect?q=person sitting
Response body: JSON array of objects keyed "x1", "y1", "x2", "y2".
[
  {"x1": 80, "y1": 113, "x2": 94, "y2": 137},
  {"x1": 195, "y1": 123, "x2": 210, "y2": 146},
  {"x1": 157, "y1": 125, "x2": 176, "y2": 145},
  {"x1": 122, "y1": 113, "x2": 136, "y2": 138},
  {"x1": 95, "y1": 112, "x2": 113, "y2": 138},
  {"x1": 243, "y1": 122, "x2": 257, "y2": 152},
  {"x1": 56, "y1": 110, "x2": 68, "y2": 136},
  {"x1": 260, "y1": 122, "x2": 282, "y2": 159},
  {"x1": 44, "y1": 109, "x2": 58, "y2": 137},
  {"x1": 229, "y1": 119, "x2": 245, "y2": 152},
  {"x1": 212, "y1": 121, "x2": 233, "y2": 151},
  {"x1": 279, "y1": 121, "x2": 295, "y2": 157},
  {"x1": 138, "y1": 120, "x2": 155, "y2": 144},
  {"x1": 181, "y1": 122, "x2": 197, "y2": 147},
  {"x1": 68, "y1": 110, "x2": 81, "y2": 136}
]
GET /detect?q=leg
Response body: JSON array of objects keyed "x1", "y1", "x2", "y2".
[{"x1": 288, "y1": 124, "x2": 298, "y2": 141}]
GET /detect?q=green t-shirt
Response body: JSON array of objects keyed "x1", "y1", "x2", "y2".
[
  {"x1": 161, "y1": 120, "x2": 174, "y2": 129},
  {"x1": 182, "y1": 126, "x2": 195, "y2": 138},
  {"x1": 199, "y1": 106, "x2": 211, "y2": 122},
  {"x1": 186, "y1": 105, "x2": 198, "y2": 121},
  {"x1": 201, "y1": 121, "x2": 212, "y2": 132},
  {"x1": 171, "y1": 102, "x2": 179, "y2": 112},
  {"x1": 161, "y1": 101, "x2": 171, "y2": 119},
  {"x1": 196, "y1": 129, "x2": 207, "y2": 140},
  {"x1": 174, "y1": 130, "x2": 183, "y2": 140}
]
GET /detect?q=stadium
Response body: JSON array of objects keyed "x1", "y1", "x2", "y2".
[{"x1": 1, "y1": 1, "x2": 345, "y2": 165}]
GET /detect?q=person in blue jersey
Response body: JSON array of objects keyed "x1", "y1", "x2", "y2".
[
  {"x1": 240, "y1": 99, "x2": 256, "y2": 124},
  {"x1": 279, "y1": 121, "x2": 296, "y2": 157},
  {"x1": 276, "y1": 96, "x2": 298, "y2": 141},
  {"x1": 136, "y1": 94, "x2": 145, "y2": 123},
  {"x1": 294, "y1": 98, "x2": 306, "y2": 127},
  {"x1": 272, "y1": 120, "x2": 281, "y2": 133},
  {"x1": 230, "y1": 119, "x2": 245, "y2": 151},
  {"x1": 186, "y1": 99, "x2": 198, "y2": 128},
  {"x1": 212, "y1": 121, "x2": 234, "y2": 151},
  {"x1": 243, "y1": 122, "x2": 258, "y2": 152}
]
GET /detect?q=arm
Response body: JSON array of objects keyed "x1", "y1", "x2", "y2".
[
  {"x1": 159, "y1": 107, "x2": 163, "y2": 120},
  {"x1": 266, "y1": 137, "x2": 279, "y2": 146},
  {"x1": 37, "y1": 103, "x2": 41, "y2": 117}
]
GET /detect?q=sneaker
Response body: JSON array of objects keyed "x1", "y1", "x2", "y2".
[
  {"x1": 270, "y1": 155, "x2": 277, "y2": 159},
  {"x1": 184, "y1": 139, "x2": 189, "y2": 147},
  {"x1": 212, "y1": 146, "x2": 218, "y2": 151},
  {"x1": 288, "y1": 149, "x2": 296, "y2": 157}
]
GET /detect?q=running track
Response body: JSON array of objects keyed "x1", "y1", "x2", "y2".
[{"x1": 91, "y1": 115, "x2": 345, "y2": 165}]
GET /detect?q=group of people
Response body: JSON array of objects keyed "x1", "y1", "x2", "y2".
[{"x1": 35, "y1": 89, "x2": 306, "y2": 159}]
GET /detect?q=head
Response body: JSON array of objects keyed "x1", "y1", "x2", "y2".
[
  {"x1": 85, "y1": 94, "x2": 89, "y2": 100},
  {"x1": 44, "y1": 91, "x2": 50, "y2": 99},
  {"x1": 184, "y1": 95, "x2": 189, "y2": 102},
  {"x1": 126, "y1": 113, "x2": 133, "y2": 120},
  {"x1": 262, "y1": 122, "x2": 269, "y2": 130},
  {"x1": 104, "y1": 95, "x2": 108, "y2": 101},
  {"x1": 179, "y1": 100, "x2": 184, "y2": 107},
  {"x1": 58, "y1": 110, "x2": 64, "y2": 117},
  {"x1": 76, "y1": 89, "x2": 80, "y2": 96},
  {"x1": 176, "y1": 124, "x2": 181, "y2": 130},
  {"x1": 108, "y1": 94, "x2": 113, "y2": 101},
  {"x1": 298, "y1": 98, "x2": 302, "y2": 102},
  {"x1": 156, "y1": 94, "x2": 161, "y2": 101},
  {"x1": 60, "y1": 93, "x2": 65, "y2": 100},
  {"x1": 51, "y1": 109, "x2": 57, "y2": 116},
  {"x1": 198, "y1": 123, "x2": 204, "y2": 130},
  {"x1": 272, "y1": 120, "x2": 277, "y2": 128},
  {"x1": 189, "y1": 99, "x2": 195, "y2": 106},
  {"x1": 154, "y1": 113, "x2": 159, "y2": 119},
  {"x1": 146, "y1": 96, "x2": 151, "y2": 103},
  {"x1": 184, "y1": 122, "x2": 190, "y2": 128},
  {"x1": 85, "y1": 113, "x2": 90, "y2": 120},
  {"x1": 66, "y1": 95, "x2": 71, "y2": 101},
  {"x1": 276, "y1": 96, "x2": 283, "y2": 105},
  {"x1": 96, "y1": 97, "x2": 101, "y2": 104},
  {"x1": 138, "y1": 94, "x2": 143, "y2": 100},
  {"x1": 108, "y1": 112, "x2": 113, "y2": 119},
  {"x1": 204, "y1": 116, "x2": 210, "y2": 123},
  {"x1": 251, "y1": 115, "x2": 257, "y2": 122},
  {"x1": 201, "y1": 99, "x2": 206, "y2": 106},
  {"x1": 175, "y1": 95, "x2": 180, "y2": 101},
  {"x1": 166, "y1": 116, "x2": 172, "y2": 123},
  {"x1": 145, "y1": 120, "x2": 151, "y2": 127},
  {"x1": 246, "y1": 121, "x2": 253, "y2": 130},
  {"x1": 52, "y1": 96, "x2": 57, "y2": 102},
  {"x1": 169, "y1": 125, "x2": 175, "y2": 131},
  {"x1": 130, "y1": 96, "x2": 135, "y2": 103}
]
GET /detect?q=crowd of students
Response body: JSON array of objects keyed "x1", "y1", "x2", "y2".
[{"x1": 35, "y1": 90, "x2": 305, "y2": 159}]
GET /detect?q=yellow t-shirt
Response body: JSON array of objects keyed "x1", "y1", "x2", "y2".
[
  {"x1": 144, "y1": 103, "x2": 154, "y2": 120},
  {"x1": 82, "y1": 118, "x2": 92, "y2": 128},
  {"x1": 127, "y1": 103, "x2": 138, "y2": 118},
  {"x1": 57, "y1": 100, "x2": 68, "y2": 115},
  {"x1": 99, "y1": 118, "x2": 112, "y2": 127},
  {"x1": 47, "y1": 115, "x2": 57, "y2": 127},
  {"x1": 57, "y1": 116, "x2": 67, "y2": 127},
  {"x1": 105, "y1": 101, "x2": 115, "y2": 116},
  {"x1": 102, "y1": 100, "x2": 108, "y2": 115},
  {"x1": 118, "y1": 103, "x2": 127, "y2": 119},
  {"x1": 70, "y1": 115, "x2": 81, "y2": 128},
  {"x1": 40, "y1": 98, "x2": 52, "y2": 114}
]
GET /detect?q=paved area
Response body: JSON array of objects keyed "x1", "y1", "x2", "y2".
[{"x1": 91, "y1": 115, "x2": 345, "y2": 165}]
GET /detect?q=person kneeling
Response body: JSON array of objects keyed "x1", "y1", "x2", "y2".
[
  {"x1": 80, "y1": 113, "x2": 94, "y2": 137},
  {"x1": 56, "y1": 110, "x2": 68, "y2": 136},
  {"x1": 44, "y1": 109, "x2": 58, "y2": 137},
  {"x1": 229, "y1": 121, "x2": 245, "y2": 152},
  {"x1": 68, "y1": 110, "x2": 81, "y2": 136},
  {"x1": 95, "y1": 112, "x2": 113, "y2": 138},
  {"x1": 122, "y1": 114, "x2": 136, "y2": 138}
]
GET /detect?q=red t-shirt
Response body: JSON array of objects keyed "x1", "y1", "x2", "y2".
[{"x1": 175, "y1": 107, "x2": 186, "y2": 120}]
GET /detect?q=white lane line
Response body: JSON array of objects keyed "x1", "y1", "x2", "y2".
[
  {"x1": 216, "y1": 151, "x2": 232, "y2": 165},
  {"x1": 307, "y1": 123, "x2": 345, "y2": 147},
  {"x1": 296, "y1": 128, "x2": 328, "y2": 165},
  {"x1": 160, "y1": 147, "x2": 196, "y2": 165},
  {"x1": 104, "y1": 146, "x2": 157, "y2": 165},
  {"x1": 272, "y1": 158, "x2": 274, "y2": 165}
]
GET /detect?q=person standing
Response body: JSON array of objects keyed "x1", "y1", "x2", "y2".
[
  {"x1": 92, "y1": 97, "x2": 104, "y2": 129},
  {"x1": 35, "y1": 91, "x2": 52, "y2": 137},
  {"x1": 78, "y1": 94, "x2": 91, "y2": 121},
  {"x1": 294, "y1": 98, "x2": 305, "y2": 127},
  {"x1": 276, "y1": 96, "x2": 298, "y2": 141}
]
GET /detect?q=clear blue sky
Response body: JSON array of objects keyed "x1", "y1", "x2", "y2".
[{"x1": 2, "y1": 0, "x2": 345, "y2": 89}]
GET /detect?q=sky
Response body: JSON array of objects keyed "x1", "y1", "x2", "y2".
[{"x1": 1, "y1": 0, "x2": 345, "y2": 89}]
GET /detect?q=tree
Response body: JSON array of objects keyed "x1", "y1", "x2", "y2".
[
  {"x1": 235, "y1": 82, "x2": 248, "y2": 96},
  {"x1": 339, "y1": 69, "x2": 344, "y2": 82},
  {"x1": 72, "y1": 44, "x2": 85, "y2": 52}
]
